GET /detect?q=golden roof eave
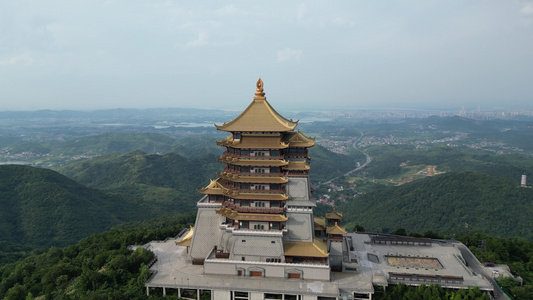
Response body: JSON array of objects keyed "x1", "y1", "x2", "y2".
[
  {"x1": 176, "y1": 227, "x2": 194, "y2": 246},
  {"x1": 283, "y1": 130, "x2": 316, "y2": 148},
  {"x1": 285, "y1": 161, "x2": 311, "y2": 171},
  {"x1": 325, "y1": 209, "x2": 343, "y2": 219},
  {"x1": 327, "y1": 223, "x2": 347, "y2": 235},
  {"x1": 198, "y1": 179, "x2": 231, "y2": 195},
  {"x1": 284, "y1": 238, "x2": 329, "y2": 258},
  {"x1": 218, "y1": 172, "x2": 288, "y2": 183}
]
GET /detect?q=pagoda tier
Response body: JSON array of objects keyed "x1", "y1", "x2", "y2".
[
  {"x1": 216, "y1": 207, "x2": 288, "y2": 222},
  {"x1": 218, "y1": 172, "x2": 288, "y2": 183},
  {"x1": 217, "y1": 156, "x2": 289, "y2": 166},
  {"x1": 217, "y1": 135, "x2": 289, "y2": 149}
]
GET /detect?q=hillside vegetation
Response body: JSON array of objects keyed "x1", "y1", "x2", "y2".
[
  {"x1": 339, "y1": 172, "x2": 533, "y2": 239},
  {"x1": 0, "y1": 165, "x2": 158, "y2": 250},
  {"x1": 0, "y1": 213, "x2": 194, "y2": 300},
  {"x1": 364, "y1": 146, "x2": 533, "y2": 182},
  {"x1": 58, "y1": 151, "x2": 222, "y2": 214}
]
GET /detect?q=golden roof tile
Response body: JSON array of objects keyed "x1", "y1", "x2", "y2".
[
  {"x1": 314, "y1": 217, "x2": 326, "y2": 231},
  {"x1": 326, "y1": 222, "x2": 347, "y2": 235},
  {"x1": 283, "y1": 130, "x2": 316, "y2": 147},
  {"x1": 176, "y1": 227, "x2": 194, "y2": 247},
  {"x1": 215, "y1": 79, "x2": 298, "y2": 132},
  {"x1": 283, "y1": 238, "x2": 329, "y2": 258},
  {"x1": 285, "y1": 160, "x2": 310, "y2": 170},
  {"x1": 198, "y1": 179, "x2": 227, "y2": 195},
  {"x1": 325, "y1": 209, "x2": 343, "y2": 219}
]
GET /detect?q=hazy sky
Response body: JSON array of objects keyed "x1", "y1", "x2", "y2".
[{"x1": 1, "y1": 1, "x2": 533, "y2": 111}]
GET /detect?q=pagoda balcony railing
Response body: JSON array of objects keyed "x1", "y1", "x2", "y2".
[
  {"x1": 222, "y1": 202, "x2": 287, "y2": 213},
  {"x1": 219, "y1": 223, "x2": 287, "y2": 236},
  {"x1": 222, "y1": 152, "x2": 285, "y2": 160},
  {"x1": 222, "y1": 185, "x2": 287, "y2": 194},
  {"x1": 223, "y1": 168, "x2": 286, "y2": 176}
]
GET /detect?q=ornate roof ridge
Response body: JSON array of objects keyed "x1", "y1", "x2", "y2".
[{"x1": 214, "y1": 79, "x2": 299, "y2": 132}]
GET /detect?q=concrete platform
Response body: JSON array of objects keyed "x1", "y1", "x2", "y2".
[{"x1": 144, "y1": 231, "x2": 493, "y2": 299}]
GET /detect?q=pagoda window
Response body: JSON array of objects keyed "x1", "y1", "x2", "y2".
[
  {"x1": 234, "y1": 133, "x2": 241, "y2": 140},
  {"x1": 271, "y1": 150, "x2": 280, "y2": 156},
  {"x1": 209, "y1": 195, "x2": 216, "y2": 202},
  {"x1": 271, "y1": 167, "x2": 280, "y2": 173},
  {"x1": 228, "y1": 148, "x2": 234, "y2": 153},
  {"x1": 241, "y1": 183, "x2": 250, "y2": 190},
  {"x1": 240, "y1": 221, "x2": 249, "y2": 229},
  {"x1": 271, "y1": 184, "x2": 280, "y2": 190},
  {"x1": 289, "y1": 148, "x2": 297, "y2": 153},
  {"x1": 241, "y1": 150, "x2": 249, "y2": 156},
  {"x1": 298, "y1": 148, "x2": 306, "y2": 154},
  {"x1": 216, "y1": 195, "x2": 224, "y2": 201},
  {"x1": 241, "y1": 200, "x2": 250, "y2": 207},
  {"x1": 271, "y1": 222, "x2": 280, "y2": 230},
  {"x1": 240, "y1": 166, "x2": 249, "y2": 173},
  {"x1": 253, "y1": 201, "x2": 266, "y2": 207}
]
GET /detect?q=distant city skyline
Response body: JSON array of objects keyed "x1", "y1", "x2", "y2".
[{"x1": 1, "y1": 1, "x2": 533, "y2": 111}]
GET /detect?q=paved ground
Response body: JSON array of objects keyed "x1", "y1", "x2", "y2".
[
  {"x1": 145, "y1": 235, "x2": 341, "y2": 297},
  {"x1": 145, "y1": 231, "x2": 496, "y2": 298},
  {"x1": 456, "y1": 244, "x2": 509, "y2": 299},
  {"x1": 348, "y1": 233, "x2": 493, "y2": 291}
]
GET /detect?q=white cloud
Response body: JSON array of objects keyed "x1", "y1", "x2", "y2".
[
  {"x1": 277, "y1": 48, "x2": 302, "y2": 62},
  {"x1": 186, "y1": 31, "x2": 208, "y2": 47},
  {"x1": 520, "y1": 3, "x2": 533, "y2": 26},
  {"x1": 296, "y1": 3, "x2": 307, "y2": 22},
  {"x1": 332, "y1": 17, "x2": 355, "y2": 27},
  {"x1": 0, "y1": 53, "x2": 34, "y2": 66},
  {"x1": 521, "y1": 3, "x2": 533, "y2": 15},
  {"x1": 217, "y1": 4, "x2": 237, "y2": 15}
]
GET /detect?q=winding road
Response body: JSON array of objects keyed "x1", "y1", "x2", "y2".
[
  {"x1": 457, "y1": 244, "x2": 508, "y2": 299},
  {"x1": 322, "y1": 130, "x2": 372, "y2": 185}
]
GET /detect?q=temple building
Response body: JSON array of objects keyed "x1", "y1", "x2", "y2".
[
  {"x1": 145, "y1": 79, "x2": 495, "y2": 300},
  {"x1": 186, "y1": 78, "x2": 330, "y2": 281}
]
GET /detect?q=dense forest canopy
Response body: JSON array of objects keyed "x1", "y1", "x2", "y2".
[{"x1": 339, "y1": 172, "x2": 533, "y2": 240}]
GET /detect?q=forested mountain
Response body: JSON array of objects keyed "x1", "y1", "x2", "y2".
[
  {"x1": 10, "y1": 132, "x2": 223, "y2": 158},
  {"x1": 0, "y1": 213, "x2": 195, "y2": 299},
  {"x1": 339, "y1": 172, "x2": 533, "y2": 239},
  {"x1": 0, "y1": 165, "x2": 155, "y2": 249},
  {"x1": 58, "y1": 150, "x2": 222, "y2": 214}
]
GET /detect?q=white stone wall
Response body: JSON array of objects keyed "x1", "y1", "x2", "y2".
[
  {"x1": 213, "y1": 290, "x2": 231, "y2": 300},
  {"x1": 285, "y1": 212, "x2": 314, "y2": 242},
  {"x1": 287, "y1": 177, "x2": 310, "y2": 201},
  {"x1": 204, "y1": 259, "x2": 330, "y2": 280},
  {"x1": 189, "y1": 204, "x2": 224, "y2": 260}
]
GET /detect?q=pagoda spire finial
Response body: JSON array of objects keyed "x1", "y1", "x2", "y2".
[{"x1": 254, "y1": 78, "x2": 266, "y2": 100}]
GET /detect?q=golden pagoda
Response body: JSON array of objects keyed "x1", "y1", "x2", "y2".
[{"x1": 187, "y1": 78, "x2": 327, "y2": 273}]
